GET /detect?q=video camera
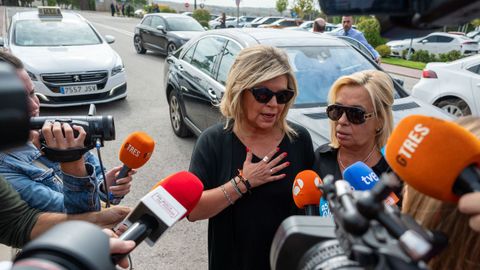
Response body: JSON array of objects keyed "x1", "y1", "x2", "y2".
[
  {"x1": 270, "y1": 173, "x2": 447, "y2": 270},
  {"x1": 30, "y1": 104, "x2": 116, "y2": 150},
  {"x1": 0, "y1": 62, "x2": 29, "y2": 151},
  {"x1": 11, "y1": 221, "x2": 116, "y2": 270}
]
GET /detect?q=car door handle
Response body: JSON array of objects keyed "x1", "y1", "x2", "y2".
[
  {"x1": 208, "y1": 89, "x2": 217, "y2": 99},
  {"x1": 181, "y1": 86, "x2": 189, "y2": 92}
]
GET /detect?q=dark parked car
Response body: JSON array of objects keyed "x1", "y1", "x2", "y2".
[
  {"x1": 164, "y1": 29, "x2": 449, "y2": 148},
  {"x1": 134, "y1": 13, "x2": 205, "y2": 55}
]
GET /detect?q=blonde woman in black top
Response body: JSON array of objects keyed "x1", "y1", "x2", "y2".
[{"x1": 188, "y1": 45, "x2": 314, "y2": 270}]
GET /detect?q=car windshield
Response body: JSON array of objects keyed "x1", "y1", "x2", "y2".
[
  {"x1": 167, "y1": 17, "x2": 204, "y2": 31},
  {"x1": 283, "y1": 46, "x2": 395, "y2": 107},
  {"x1": 14, "y1": 19, "x2": 101, "y2": 46}
]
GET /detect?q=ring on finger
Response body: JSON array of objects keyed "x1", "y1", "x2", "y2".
[
  {"x1": 269, "y1": 169, "x2": 273, "y2": 174},
  {"x1": 263, "y1": 156, "x2": 269, "y2": 162}
]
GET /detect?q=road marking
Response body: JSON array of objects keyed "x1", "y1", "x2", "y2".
[{"x1": 93, "y1": 22, "x2": 134, "y2": 37}]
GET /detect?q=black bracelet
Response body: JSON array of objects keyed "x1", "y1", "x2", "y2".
[{"x1": 237, "y1": 170, "x2": 252, "y2": 194}]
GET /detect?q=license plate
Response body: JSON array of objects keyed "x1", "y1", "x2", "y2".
[{"x1": 60, "y1": 84, "x2": 97, "y2": 95}]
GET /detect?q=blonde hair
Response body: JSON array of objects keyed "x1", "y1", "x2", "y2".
[
  {"x1": 327, "y1": 70, "x2": 394, "y2": 150},
  {"x1": 402, "y1": 116, "x2": 480, "y2": 270},
  {"x1": 219, "y1": 45, "x2": 298, "y2": 139}
]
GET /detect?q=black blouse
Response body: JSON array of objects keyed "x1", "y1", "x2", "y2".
[{"x1": 189, "y1": 123, "x2": 314, "y2": 270}]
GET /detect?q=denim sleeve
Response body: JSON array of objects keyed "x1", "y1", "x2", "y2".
[
  {"x1": 356, "y1": 32, "x2": 380, "y2": 59},
  {"x1": 0, "y1": 171, "x2": 66, "y2": 213},
  {"x1": 84, "y1": 152, "x2": 109, "y2": 202},
  {"x1": 62, "y1": 162, "x2": 101, "y2": 214}
]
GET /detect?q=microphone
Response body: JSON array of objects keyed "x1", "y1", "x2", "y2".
[
  {"x1": 111, "y1": 131, "x2": 155, "y2": 204},
  {"x1": 293, "y1": 170, "x2": 323, "y2": 215},
  {"x1": 385, "y1": 115, "x2": 480, "y2": 202},
  {"x1": 112, "y1": 171, "x2": 203, "y2": 262},
  {"x1": 343, "y1": 161, "x2": 399, "y2": 205}
]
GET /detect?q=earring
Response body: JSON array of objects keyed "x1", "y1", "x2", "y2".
[{"x1": 376, "y1": 128, "x2": 381, "y2": 133}]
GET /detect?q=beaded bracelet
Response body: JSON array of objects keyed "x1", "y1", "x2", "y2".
[
  {"x1": 230, "y1": 178, "x2": 243, "y2": 197},
  {"x1": 237, "y1": 169, "x2": 252, "y2": 194},
  {"x1": 221, "y1": 184, "x2": 234, "y2": 205}
]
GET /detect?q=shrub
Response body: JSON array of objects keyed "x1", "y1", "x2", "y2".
[
  {"x1": 446, "y1": 50, "x2": 462, "y2": 61},
  {"x1": 411, "y1": 50, "x2": 432, "y2": 63},
  {"x1": 375, "y1": 45, "x2": 391, "y2": 58},
  {"x1": 356, "y1": 17, "x2": 386, "y2": 48},
  {"x1": 193, "y1": 9, "x2": 211, "y2": 28}
]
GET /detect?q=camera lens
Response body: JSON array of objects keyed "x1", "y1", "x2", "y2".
[{"x1": 298, "y1": 240, "x2": 362, "y2": 270}]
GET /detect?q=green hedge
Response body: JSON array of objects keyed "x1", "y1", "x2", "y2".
[{"x1": 375, "y1": 45, "x2": 391, "y2": 58}]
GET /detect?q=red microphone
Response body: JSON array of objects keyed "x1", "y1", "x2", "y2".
[
  {"x1": 385, "y1": 115, "x2": 480, "y2": 202},
  {"x1": 110, "y1": 132, "x2": 155, "y2": 204},
  {"x1": 112, "y1": 171, "x2": 203, "y2": 263},
  {"x1": 292, "y1": 170, "x2": 323, "y2": 215}
]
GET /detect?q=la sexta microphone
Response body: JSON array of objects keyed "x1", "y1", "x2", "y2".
[
  {"x1": 343, "y1": 161, "x2": 399, "y2": 205},
  {"x1": 293, "y1": 170, "x2": 323, "y2": 215},
  {"x1": 385, "y1": 115, "x2": 480, "y2": 202},
  {"x1": 110, "y1": 132, "x2": 155, "y2": 204},
  {"x1": 111, "y1": 171, "x2": 203, "y2": 263}
]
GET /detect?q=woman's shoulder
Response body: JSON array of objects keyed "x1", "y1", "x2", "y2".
[
  {"x1": 314, "y1": 143, "x2": 337, "y2": 158},
  {"x1": 196, "y1": 123, "x2": 232, "y2": 146}
]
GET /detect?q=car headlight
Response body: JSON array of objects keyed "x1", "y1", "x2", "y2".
[
  {"x1": 111, "y1": 57, "x2": 125, "y2": 76},
  {"x1": 27, "y1": 70, "x2": 37, "y2": 81}
]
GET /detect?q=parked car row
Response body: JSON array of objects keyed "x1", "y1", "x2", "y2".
[{"x1": 386, "y1": 32, "x2": 479, "y2": 58}]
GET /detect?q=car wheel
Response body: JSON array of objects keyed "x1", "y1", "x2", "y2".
[
  {"x1": 169, "y1": 90, "x2": 192, "y2": 137},
  {"x1": 134, "y1": 35, "x2": 146, "y2": 54},
  {"x1": 436, "y1": 98, "x2": 471, "y2": 117},
  {"x1": 167, "y1": 43, "x2": 177, "y2": 55}
]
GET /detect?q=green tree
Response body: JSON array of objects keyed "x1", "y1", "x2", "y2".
[
  {"x1": 471, "y1": 19, "x2": 480, "y2": 27},
  {"x1": 292, "y1": 0, "x2": 314, "y2": 19},
  {"x1": 276, "y1": 0, "x2": 288, "y2": 16},
  {"x1": 356, "y1": 17, "x2": 386, "y2": 48},
  {"x1": 193, "y1": 9, "x2": 211, "y2": 28}
]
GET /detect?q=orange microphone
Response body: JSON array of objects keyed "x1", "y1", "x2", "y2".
[
  {"x1": 292, "y1": 170, "x2": 323, "y2": 215},
  {"x1": 110, "y1": 131, "x2": 155, "y2": 204},
  {"x1": 385, "y1": 115, "x2": 480, "y2": 202}
]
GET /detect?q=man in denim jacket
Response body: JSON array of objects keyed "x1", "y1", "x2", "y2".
[{"x1": 0, "y1": 52, "x2": 133, "y2": 214}]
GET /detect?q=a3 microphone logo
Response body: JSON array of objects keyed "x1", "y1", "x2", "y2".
[{"x1": 293, "y1": 176, "x2": 321, "y2": 196}]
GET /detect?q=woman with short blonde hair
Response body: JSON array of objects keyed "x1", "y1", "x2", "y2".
[
  {"x1": 313, "y1": 70, "x2": 396, "y2": 192},
  {"x1": 189, "y1": 44, "x2": 314, "y2": 270}
]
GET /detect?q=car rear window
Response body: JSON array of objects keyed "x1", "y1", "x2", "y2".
[
  {"x1": 283, "y1": 46, "x2": 399, "y2": 107},
  {"x1": 14, "y1": 19, "x2": 101, "y2": 46}
]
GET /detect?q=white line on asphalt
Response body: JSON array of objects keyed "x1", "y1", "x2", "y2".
[{"x1": 93, "y1": 22, "x2": 134, "y2": 38}]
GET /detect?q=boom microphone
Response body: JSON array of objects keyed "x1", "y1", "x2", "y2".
[
  {"x1": 385, "y1": 115, "x2": 480, "y2": 202},
  {"x1": 343, "y1": 161, "x2": 399, "y2": 205},
  {"x1": 112, "y1": 171, "x2": 203, "y2": 262},
  {"x1": 293, "y1": 170, "x2": 323, "y2": 215},
  {"x1": 111, "y1": 132, "x2": 155, "y2": 204}
]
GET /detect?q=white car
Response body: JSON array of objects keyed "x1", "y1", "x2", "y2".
[
  {"x1": 466, "y1": 30, "x2": 480, "y2": 42},
  {"x1": 0, "y1": 7, "x2": 127, "y2": 107},
  {"x1": 387, "y1": 32, "x2": 479, "y2": 58},
  {"x1": 208, "y1": 16, "x2": 237, "y2": 29},
  {"x1": 411, "y1": 54, "x2": 480, "y2": 117}
]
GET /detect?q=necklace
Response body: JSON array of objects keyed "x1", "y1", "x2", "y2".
[{"x1": 338, "y1": 146, "x2": 377, "y2": 170}]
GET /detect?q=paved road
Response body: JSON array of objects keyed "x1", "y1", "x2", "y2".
[{"x1": 0, "y1": 8, "x2": 419, "y2": 269}]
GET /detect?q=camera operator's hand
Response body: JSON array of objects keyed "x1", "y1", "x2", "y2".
[
  {"x1": 458, "y1": 192, "x2": 480, "y2": 232},
  {"x1": 42, "y1": 121, "x2": 88, "y2": 177},
  {"x1": 105, "y1": 166, "x2": 136, "y2": 197},
  {"x1": 103, "y1": 228, "x2": 135, "y2": 269}
]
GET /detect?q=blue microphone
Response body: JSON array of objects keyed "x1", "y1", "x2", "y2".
[
  {"x1": 343, "y1": 161, "x2": 399, "y2": 205},
  {"x1": 343, "y1": 161, "x2": 380, "y2": 190}
]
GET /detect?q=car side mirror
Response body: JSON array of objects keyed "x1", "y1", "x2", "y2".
[
  {"x1": 421, "y1": 39, "x2": 428, "y2": 44},
  {"x1": 104, "y1": 35, "x2": 115, "y2": 44},
  {"x1": 204, "y1": 26, "x2": 208, "y2": 30},
  {"x1": 157, "y1": 25, "x2": 166, "y2": 33}
]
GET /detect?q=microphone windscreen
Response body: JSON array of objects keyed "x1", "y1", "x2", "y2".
[
  {"x1": 292, "y1": 170, "x2": 323, "y2": 208},
  {"x1": 119, "y1": 131, "x2": 155, "y2": 169},
  {"x1": 385, "y1": 115, "x2": 480, "y2": 202},
  {"x1": 343, "y1": 161, "x2": 379, "y2": 190},
  {"x1": 151, "y1": 171, "x2": 204, "y2": 217}
]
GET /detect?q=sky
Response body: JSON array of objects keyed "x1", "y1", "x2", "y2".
[{"x1": 168, "y1": 0, "x2": 317, "y2": 9}]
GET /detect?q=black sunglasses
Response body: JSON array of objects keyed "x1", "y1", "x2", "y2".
[
  {"x1": 248, "y1": 87, "x2": 295, "y2": 104},
  {"x1": 326, "y1": 104, "x2": 375, "y2": 125}
]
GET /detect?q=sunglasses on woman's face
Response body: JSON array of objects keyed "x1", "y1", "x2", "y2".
[
  {"x1": 248, "y1": 87, "x2": 295, "y2": 104},
  {"x1": 326, "y1": 104, "x2": 375, "y2": 125}
]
